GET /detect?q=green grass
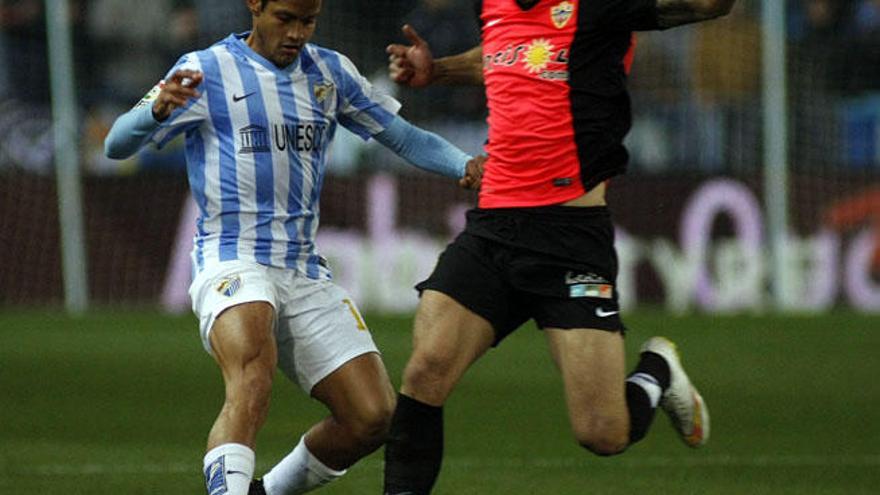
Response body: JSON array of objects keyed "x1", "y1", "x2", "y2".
[{"x1": 1, "y1": 310, "x2": 879, "y2": 494}]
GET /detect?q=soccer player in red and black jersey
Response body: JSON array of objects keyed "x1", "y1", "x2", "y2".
[{"x1": 382, "y1": 1, "x2": 737, "y2": 493}]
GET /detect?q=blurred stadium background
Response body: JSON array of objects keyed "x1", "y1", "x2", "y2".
[{"x1": 1, "y1": 0, "x2": 879, "y2": 493}]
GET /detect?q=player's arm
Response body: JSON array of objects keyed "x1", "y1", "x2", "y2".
[
  {"x1": 104, "y1": 69, "x2": 203, "y2": 160},
  {"x1": 655, "y1": 0, "x2": 737, "y2": 29},
  {"x1": 373, "y1": 115, "x2": 485, "y2": 190},
  {"x1": 386, "y1": 25, "x2": 483, "y2": 88}
]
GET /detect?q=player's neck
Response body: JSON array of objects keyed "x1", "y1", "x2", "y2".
[{"x1": 245, "y1": 31, "x2": 268, "y2": 60}]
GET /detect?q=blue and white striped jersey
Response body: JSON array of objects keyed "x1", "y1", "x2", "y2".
[{"x1": 150, "y1": 33, "x2": 401, "y2": 279}]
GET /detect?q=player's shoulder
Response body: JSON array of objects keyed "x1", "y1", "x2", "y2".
[
  {"x1": 306, "y1": 44, "x2": 366, "y2": 73},
  {"x1": 170, "y1": 41, "x2": 224, "y2": 71},
  {"x1": 172, "y1": 34, "x2": 243, "y2": 72}
]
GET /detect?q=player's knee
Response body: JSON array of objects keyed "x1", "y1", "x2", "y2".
[
  {"x1": 347, "y1": 398, "x2": 395, "y2": 448},
  {"x1": 573, "y1": 419, "x2": 629, "y2": 456},
  {"x1": 402, "y1": 351, "x2": 456, "y2": 401},
  {"x1": 576, "y1": 433, "x2": 628, "y2": 457}
]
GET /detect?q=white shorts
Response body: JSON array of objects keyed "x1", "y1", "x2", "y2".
[{"x1": 189, "y1": 260, "x2": 379, "y2": 393}]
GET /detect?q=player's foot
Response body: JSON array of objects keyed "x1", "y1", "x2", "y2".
[
  {"x1": 248, "y1": 478, "x2": 266, "y2": 495},
  {"x1": 640, "y1": 336, "x2": 710, "y2": 447}
]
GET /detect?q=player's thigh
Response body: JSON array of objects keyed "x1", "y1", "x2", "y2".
[
  {"x1": 210, "y1": 301, "x2": 278, "y2": 373},
  {"x1": 274, "y1": 278, "x2": 382, "y2": 395},
  {"x1": 545, "y1": 328, "x2": 627, "y2": 430},
  {"x1": 411, "y1": 289, "x2": 496, "y2": 369},
  {"x1": 401, "y1": 290, "x2": 496, "y2": 404},
  {"x1": 189, "y1": 260, "x2": 280, "y2": 372}
]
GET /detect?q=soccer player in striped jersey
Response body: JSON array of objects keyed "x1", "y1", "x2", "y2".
[
  {"x1": 104, "y1": 1, "x2": 483, "y2": 494},
  {"x1": 382, "y1": 1, "x2": 737, "y2": 493}
]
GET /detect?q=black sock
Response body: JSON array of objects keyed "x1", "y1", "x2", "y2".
[
  {"x1": 383, "y1": 393, "x2": 444, "y2": 495},
  {"x1": 635, "y1": 351, "x2": 671, "y2": 390},
  {"x1": 626, "y1": 381, "x2": 656, "y2": 444},
  {"x1": 626, "y1": 351, "x2": 671, "y2": 444}
]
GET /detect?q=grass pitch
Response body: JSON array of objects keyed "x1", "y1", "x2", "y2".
[{"x1": 1, "y1": 310, "x2": 878, "y2": 494}]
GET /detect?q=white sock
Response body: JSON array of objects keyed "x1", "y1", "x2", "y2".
[
  {"x1": 263, "y1": 435, "x2": 346, "y2": 495},
  {"x1": 627, "y1": 372, "x2": 663, "y2": 408},
  {"x1": 204, "y1": 443, "x2": 255, "y2": 495}
]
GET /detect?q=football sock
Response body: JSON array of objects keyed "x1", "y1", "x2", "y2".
[
  {"x1": 625, "y1": 351, "x2": 671, "y2": 444},
  {"x1": 383, "y1": 393, "x2": 444, "y2": 495},
  {"x1": 204, "y1": 443, "x2": 255, "y2": 495},
  {"x1": 262, "y1": 435, "x2": 345, "y2": 495}
]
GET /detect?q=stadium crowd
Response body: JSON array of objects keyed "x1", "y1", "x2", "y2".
[{"x1": 0, "y1": 0, "x2": 878, "y2": 174}]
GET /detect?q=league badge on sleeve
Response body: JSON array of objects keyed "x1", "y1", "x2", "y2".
[{"x1": 133, "y1": 81, "x2": 165, "y2": 110}]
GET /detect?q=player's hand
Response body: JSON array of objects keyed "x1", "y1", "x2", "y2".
[
  {"x1": 152, "y1": 69, "x2": 204, "y2": 122},
  {"x1": 386, "y1": 24, "x2": 434, "y2": 88},
  {"x1": 459, "y1": 155, "x2": 486, "y2": 191}
]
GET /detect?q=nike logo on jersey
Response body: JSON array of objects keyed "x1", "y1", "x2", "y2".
[
  {"x1": 595, "y1": 308, "x2": 619, "y2": 318},
  {"x1": 226, "y1": 470, "x2": 249, "y2": 476},
  {"x1": 233, "y1": 92, "x2": 256, "y2": 102}
]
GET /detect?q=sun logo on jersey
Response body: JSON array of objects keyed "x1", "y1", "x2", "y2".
[
  {"x1": 523, "y1": 39, "x2": 555, "y2": 74},
  {"x1": 551, "y1": 1, "x2": 575, "y2": 29}
]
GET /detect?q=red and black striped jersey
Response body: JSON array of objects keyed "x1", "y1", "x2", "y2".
[{"x1": 474, "y1": 0, "x2": 660, "y2": 208}]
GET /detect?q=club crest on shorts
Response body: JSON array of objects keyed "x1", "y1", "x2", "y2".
[
  {"x1": 551, "y1": 1, "x2": 575, "y2": 29},
  {"x1": 215, "y1": 275, "x2": 242, "y2": 297}
]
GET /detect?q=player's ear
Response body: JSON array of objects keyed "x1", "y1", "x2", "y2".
[{"x1": 246, "y1": 0, "x2": 263, "y2": 16}]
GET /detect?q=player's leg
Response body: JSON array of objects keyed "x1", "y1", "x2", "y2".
[
  {"x1": 255, "y1": 353, "x2": 395, "y2": 495},
  {"x1": 191, "y1": 262, "x2": 280, "y2": 495},
  {"x1": 545, "y1": 323, "x2": 708, "y2": 455},
  {"x1": 384, "y1": 290, "x2": 496, "y2": 495},
  {"x1": 307, "y1": 352, "x2": 396, "y2": 467},
  {"x1": 257, "y1": 280, "x2": 394, "y2": 494},
  {"x1": 204, "y1": 301, "x2": 278, "y2": 495},
  {"x1": 384, "y1": 217, "x2": 525, "y2": 495},
  {"x1": 545, "y1": 327, "x2": 633, "y2": 455}
]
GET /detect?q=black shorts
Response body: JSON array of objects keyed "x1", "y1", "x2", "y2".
[{"x1": 416, "y1": 206, "x2": 625, "y2": 345}]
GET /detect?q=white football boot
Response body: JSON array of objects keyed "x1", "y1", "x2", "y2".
[{"x1": 640, "y1": 336, "x2": 710, "y2": 447}]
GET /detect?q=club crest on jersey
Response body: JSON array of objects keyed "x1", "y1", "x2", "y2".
[
  {"x1": 551, "y1": 1, "x2": 575, "y2": 29},
  {"x1": 216, "y1": 275, "x2": 242, "y2": 297},
  {"x1": 313, "y1": 81, "x2": 335, "y2": 103}
]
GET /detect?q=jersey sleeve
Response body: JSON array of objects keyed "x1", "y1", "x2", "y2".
[
  {"x1": 144, "y1": 53, "x2": 210, "y2": 148},
  {"x1": 331, "y1": 53, "x2": 402, "y2": 141},
  {"x1": 592, "y1": 0, "x2": 660, "y2": 31}
]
